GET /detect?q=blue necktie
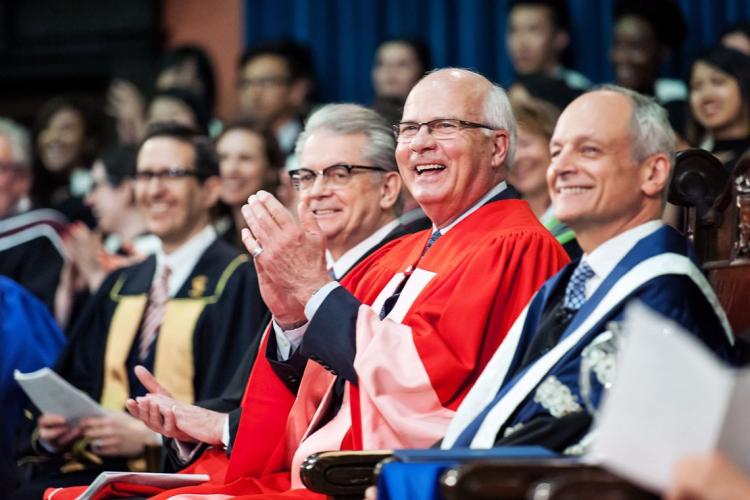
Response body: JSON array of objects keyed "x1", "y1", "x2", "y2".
[{"x1": 561, "y1": 261, "x2": 595, "y2": 318}]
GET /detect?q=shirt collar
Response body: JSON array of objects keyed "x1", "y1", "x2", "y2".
[
  {"x1": 583, "y1": 220, "x2": 664, "y2": 282},
  {"x1": 155, "y1": 224, "x2": 217, "y2": 296},
  {"x1": 326, "y1": 218, "x2": 401, "y2": 279},
  {"x1": 435, "y1": 181, "x2": 507, "y2": 235}
]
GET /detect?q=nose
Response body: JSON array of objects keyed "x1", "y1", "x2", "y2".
[
  {"x1": 408, "y1": 124, "x2": 437, "y2": 153},
  {"x1": 548, "y1": 147, "x2": 576, "y2": 179},
  {"x1": 307, "y1": 172, "x2": 332, "y2": 198}
]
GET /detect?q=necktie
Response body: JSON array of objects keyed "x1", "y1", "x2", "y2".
[
  {"x1": 138, "y1": 265, "x2": 171, "y2": 361},
  {"x1": 379, "y1": 230, "x2": 442, "y2": 319},
  {"x1": 561, "y1": 261, "x2": 595, "y2": 317}
]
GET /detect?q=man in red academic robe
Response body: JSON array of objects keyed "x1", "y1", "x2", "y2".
[{"x1": 59, "y1": 68, "x2": 568, "y2": 499}]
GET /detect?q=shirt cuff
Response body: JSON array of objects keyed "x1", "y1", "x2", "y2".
[
  {"x1": 304, "y1": 281, "x2": 341, "y2": 319},
  {"x1": 273, "y1": 320, "x2": 308, "y2": 360},
  {"x1": 221, "y1": 414, "x2": 230, "y2": 448}
]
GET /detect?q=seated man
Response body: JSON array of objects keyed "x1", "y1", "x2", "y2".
[
  {"x1": 12, "y1": 124, "x2": 268, "y2": 499},
  {"x1": 130, "y1": 103, "x2": 408, "y2": 470},
  {"x1": 441, "y1": 86, "x2": 735, "y2": 454},
  {"x1": 0, "y1": 119, "x2": 66, "y2": 311},
  {"x1": 119, "y1": 68, "x2": 568, "y2": 499}
]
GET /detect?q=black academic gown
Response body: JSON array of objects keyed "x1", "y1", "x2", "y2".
[
  {"x1": 163, "y1": 222, "x2": 411, "y2": 469},
  {"x1": 12, "y1": 237, "x2": 268, "y2": 499},
  {"x1": 0, "y1": 209, "x2": 67, "y2": 311}
]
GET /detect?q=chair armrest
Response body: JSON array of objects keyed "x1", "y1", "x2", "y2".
[
  {"x1": 300, "y1": 450, "x2": 393, "y2": 498},
  {"x1": 440, "y1": 458, "x2": 600, "y2": 500},
  {"x1": 530, "y1": 469, "x2": 657, "y2": 500}
]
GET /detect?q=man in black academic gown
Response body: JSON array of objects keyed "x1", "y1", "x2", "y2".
[
  {"x1": 12, "y1": 123, "x2": 268, "y2": 498},
  {"x1": 0, "y1": 119, "x2": 66, "y2": 312},
  {"x1": 126, "y1": 103, "x2": 409, "y2": 470}
]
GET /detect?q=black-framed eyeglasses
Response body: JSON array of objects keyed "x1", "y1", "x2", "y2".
[
  {"x1": 393, "y1": 118, "x2": 496, "y2": 142},
  {"x1": 135, "y1": 166, "x2": 204, "y2": 183},
  {"x1": 289, "y1": 164, "x2": 388, "y2": 191}
]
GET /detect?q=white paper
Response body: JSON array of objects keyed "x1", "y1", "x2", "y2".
[
  {"x1": 75, "y1": 472, "x2": 209, "y2": 500},
  {"x1": 14, "y1": 367, "x2": 106, "y2": 422},
  {"x1": 588, "y1": 301, "x2": 741, "y2": 492}
]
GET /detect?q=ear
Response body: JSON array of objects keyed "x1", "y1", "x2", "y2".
[
  {"x1": 640, "y1": 153, "x2": 671, "y2": 197},
  {"x1": 200, "y1": 175, "x2": 223, "y2": 209},
  {"x1": 379, "y1": 172, "x2": 402, "y2": 211},
  {"x1": 490, "y1": 129, "x2": 510, "y2": 172},
  {"x1": 553, "y1": 30, "x2": 570, "y2": 54}
]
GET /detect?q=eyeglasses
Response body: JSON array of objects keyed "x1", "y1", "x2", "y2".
[
  {"x1": 135, "y1": 167, "x2": 204, "y2": 183},
  {"x1": 237, "y1": 76, "x2": 291, "y2": 89},
  {"x1": 393, "y1": 118, "x2": 496, "y2": 142},
  {"x1": 289, "y1": 164, "x2": 388, "y2": 191}
]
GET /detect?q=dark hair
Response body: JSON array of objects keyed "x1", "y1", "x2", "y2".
[
  {"x1": 513, "y1": 74, "x2": 582, "y2": 112},
  {"x1": 376, "y1": 37, "x2": 432, "y2": 74},
  {"x1": 218, "y1": 119, "x2": 285, "y2": 171},
  {"x1": 34, "y1": 94, "x2": 104, "y2": 170},
  {"x1": 100, "y1": 145, "x2": 138, "y2": 187},
  {"x1": 239, "y1": 40, "x2": 315, "y2": 84},
  {"x1": 140, "y1": 122, "x2": 219, "y2": 180},
  {"x1": 613, "y1": 0, "x2": 687, "y2": 50},
  {"x1": 509, "y1": 0, "x2": 570, "y2": 32},
  {"x1": 159, "y1": 45, "x2": 217, "y2": 113},
  {"x1": 150, "y1": 87, "x2": 211, "y2": 134},
  {"x1": 720, "y1": 20, "x2": 750, "y2": 41}
]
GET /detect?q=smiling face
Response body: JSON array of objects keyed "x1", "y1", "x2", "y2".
[
  {"x1": 396, "y1": 70, "x2": 509, "y2": 227},
  {"x1": 610, "y1": 15, "x2": 662, "y2": 94},
  {"x1": 0, "y1": 135, "x2": 30, "y2": 218},
  {"x1": 299, "y1": 131, "x2": 399, "y2": 258},
  {"x1": 135, "y1": 136, "x2": 220, "y2": 253},
  {"x1": 372, "y1": 42, "x2": 424, "y2": 100},
  {"x1": 37, "y1": 107, "x2": 87, "y2": 173},
  {"x1": 509, "y1": 125, "x2": 551, "y2": 199},
  {"x1": 690, "y1": 61, "x2": 748, "y2": 138},
  {"x1": 217, "y1": 129, "x2": 272, "y2": 206},
  {"x1": 548, "y1": 91, "x2": 662, "y2": 249}
]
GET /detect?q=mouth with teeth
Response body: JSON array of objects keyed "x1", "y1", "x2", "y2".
[
  {"x1": 312, "y1": 208, "x2": 341, "y2": 217},
  {"x1": 556, "y1": 186, "x2": 592, "y2": 195},
  {"x1": 415, "y1": 164, "x2": 446, "y2": 175}
]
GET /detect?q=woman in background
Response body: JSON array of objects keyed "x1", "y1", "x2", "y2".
[
  {"x1": 371, "y1": 38, "x2": 431, "y2": 124},
  {"x1": 688, "y1": 46, "x2": 750, "y2": 171}
]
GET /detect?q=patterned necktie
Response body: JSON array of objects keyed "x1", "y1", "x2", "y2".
[
  {"x1": 138, "y1": 265, "x2": 172, "y2": 361},
  {"x1": 379, "y1": 230, "x2": 442, "y2": 320},
  {"x1": 561, "y1": 261, "x2": 595, "y2": 317}
]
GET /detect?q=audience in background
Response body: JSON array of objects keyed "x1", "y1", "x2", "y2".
[
  {"x1": 0, "y1": 119, "x2": 66, "y2": 311},
  {"x1": 215, "y1": 121, "x2": 284, "y2": 247},
  {"x1": 371, "y1": 37, "x2": 431, "y2": 124},
  {"x1": 236, "y1": 40, "x2": 316, "y2": 157},
  {"x1": 720, "y1": 21, "x2": 750, "y2": 57},
  {"x1": 687, "y1": 46, "x2": 750, "y2": 171},
  {"x1": 509, "y1": 95, "x2": 581, "y2": 258},
  {"x1": 506, "y1": 0, "x2": 590, "y2": 90},
  {"x1": 32, "y1": 95, "x2": 103, "y2": 226},
  {"x1": 610, "y1": 0, "x2": 688, "y2": 104},
  {"x1": 108, "y1": 44, "x2": 218, "y2": 143},
  {"x1": 145, "y1": 88, "x2": 211, "y2": 135}
]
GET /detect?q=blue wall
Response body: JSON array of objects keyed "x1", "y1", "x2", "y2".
[{"x1": 243, "y1": 0, "x2": 750, "y2": 105}]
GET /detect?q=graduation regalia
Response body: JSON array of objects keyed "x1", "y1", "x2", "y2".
[
  {"x1": 136, "y1": 194, "x2": 569, "y2": 499},
  {"x1": 0, "y1": 208, "x2": 66, "y2": 311},
  {"x1": 18, "y1": 237, "x2": 268, "y2": 499},
  {"x1": 442, "y1": 224, "x2": 735, "y2": 453}
]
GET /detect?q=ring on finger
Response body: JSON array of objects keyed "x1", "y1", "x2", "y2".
[{"x1": 251, "y1": 245, "x2": 263, "y2": 258}]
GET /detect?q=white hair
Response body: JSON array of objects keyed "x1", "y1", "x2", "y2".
[{"x1": 0, "y1": 119, "x2": 32, "y2": 167}]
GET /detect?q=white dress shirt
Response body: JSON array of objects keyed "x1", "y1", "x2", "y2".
[
  {"x1": 153, "y1": 225, "x2": 217, "y2": 297},
  {"x1": 579, "y1": 220, "x2": 663, "y2": 300}
]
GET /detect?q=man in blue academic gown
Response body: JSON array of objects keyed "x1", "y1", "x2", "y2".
[{"x1": 441, "y1": 85, "x2": 736, "y2": 454}]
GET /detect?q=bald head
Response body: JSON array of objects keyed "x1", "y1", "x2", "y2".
[
  {"x1": 547, "y1": 87, "x2": 672, "y2": 251},
  {"x1": 395, "y1": 68, "x2": 515, "y2": 228}
]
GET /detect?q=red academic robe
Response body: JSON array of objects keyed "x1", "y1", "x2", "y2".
[{"x1": 46, "y1": 198, "x2": 568, "y2": 500}]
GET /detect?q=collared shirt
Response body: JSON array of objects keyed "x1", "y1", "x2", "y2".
[
  {"x1": 581, "y1": 220, "x2": 663, "y2": 300},
  {"x1": 326, "y1": 218, "x2": 401, "y2": 280},
  {"x1": 154, "y1": 224, "x2": 217, "y2": 297},
  {"x1": 276, "y1": 119, "x2": 303, "y2": 156}
]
